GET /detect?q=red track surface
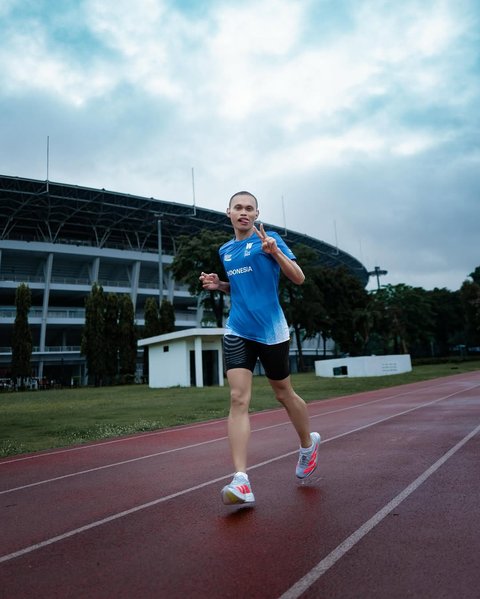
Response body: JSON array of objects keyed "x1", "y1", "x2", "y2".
[{"x1": 1, "y1": 371, "x2": 479, "y2": 598}]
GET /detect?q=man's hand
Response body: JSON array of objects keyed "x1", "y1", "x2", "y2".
[
  {"x1": 253, "y1": 223, "x2": 279, "y2": 255},
  {"x1": 253, "y1": 225, "x2": 305, "y2": 285},
  {"x1": 199, "y1": 272, "x2": 221, "y2": 290}
]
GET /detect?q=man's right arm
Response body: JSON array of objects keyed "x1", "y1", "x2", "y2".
[{"x1": 199, "y1": 272, "x2": 230, "y2": 294}]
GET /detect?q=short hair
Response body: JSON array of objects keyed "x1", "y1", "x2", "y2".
[{"x1": 229, "y1": 191, "x2": 258, "y2": 208}]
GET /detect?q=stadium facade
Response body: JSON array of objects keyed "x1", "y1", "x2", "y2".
[{"x1": 0, "y1": 174, "x2": 369, "y2": 386}]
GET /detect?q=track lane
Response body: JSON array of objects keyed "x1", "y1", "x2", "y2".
[
  {"x1": 1, "y1": 372, "x2": 476, "y2": 489},
  {"x1": 286, "y1": 421, "x2": 480, "y2": 599},
  {"x1": 2, "y1": 379, "x2": 477, "y2": 557},
  {"x1": 1, "y1": 372, "x2": 479, "y2": 598}
]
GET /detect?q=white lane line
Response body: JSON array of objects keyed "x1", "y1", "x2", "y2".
[
  {"x1": 0, "y1": 472, "x2": 231, "y2": 565},
  {"x1": 0, "y1": 392, "x2": 406, "y2": 493},
  {"x1": 0, "y1": 418, "x2": 229, "y2": 465},
  {"x1": 2, "y1": 385, "x2": 477, "y2": 496},
  {"x1": 278, "y1": 422, "x2": 480, "y2": 599},
  {"x1": 1, "y1": 375, "x2": 472, "y2": 466},
  {"x1": 1, "y1": 387, "x2": 477, "y2": 566}
]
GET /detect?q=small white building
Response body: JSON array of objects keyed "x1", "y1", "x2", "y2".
[
  {"x1": 315, "y1": 355, "x2": 412, "y2": 378},
  {"x1": 138, "y1": 328, "x2": 225, "y2": 388}
]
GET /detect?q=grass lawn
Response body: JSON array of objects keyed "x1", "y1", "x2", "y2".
[{"x1": 1, "y1": 360, "x2": 479, "y2": 457}]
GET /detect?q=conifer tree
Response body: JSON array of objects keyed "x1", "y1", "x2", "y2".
[
  {"x1": 81, "y1": 283, "x2": 106, "y2": 385},
  {"x1": 142, "y1": 297, "x2": 161, "y2": 381},
  {"x1": 104, "y1": 293, "x2": 120, "y2": 383},
  {"x1": 159, "y1": 299, "x2": 175, "y2": 334},
  {"x1": 11, "y1": 283, "x2": 33, "y2": 388},
  {"x1": 118, "y1": 294, "x2": 137, "y2": 384}
]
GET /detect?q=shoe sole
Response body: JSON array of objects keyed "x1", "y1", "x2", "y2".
[{"x1": 221, "y1": 487, "x2": 255, "y2": 505}]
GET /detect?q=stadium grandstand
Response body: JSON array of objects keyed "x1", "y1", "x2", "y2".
[{"x1": 0, "y1": 174, "x2": 369, "y2": 386}]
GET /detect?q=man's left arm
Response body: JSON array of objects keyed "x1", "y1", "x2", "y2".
[
  {"x1": 253, "y1": 224, "x2": 305, "y2": 285},
  {"x1": 272, "y1": 250, "x2": 305, "y2": 285}
]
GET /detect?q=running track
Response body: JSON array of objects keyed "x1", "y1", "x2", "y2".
[{"x1": 1, "y1": 371, "x2": 479, "y2": 598}]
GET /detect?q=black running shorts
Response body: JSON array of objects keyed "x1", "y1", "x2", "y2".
[{"x1": 223, "y1": 334, "x2": 290, "y2": 381}]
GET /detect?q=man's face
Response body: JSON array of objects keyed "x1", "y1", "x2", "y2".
[{"x1": 227, "y1": 194, "x2": 259, "y2": 232}]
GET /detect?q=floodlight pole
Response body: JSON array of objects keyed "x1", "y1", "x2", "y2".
[
  {"x1": 368, "y1": 265, "x2": 388, "y2": 290},
  {"x1": 192, "y1": 167, "x2": 197, "y2": 216},
  {"x1": 46, "y1": 136, "x2": 50, "y2": 192}
]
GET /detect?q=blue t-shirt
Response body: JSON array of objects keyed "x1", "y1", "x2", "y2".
[{"x1": 219, "y1": 230, "x2": 296, "y2": 345}]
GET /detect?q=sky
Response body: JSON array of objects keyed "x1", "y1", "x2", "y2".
[{"x1": 1, "y1": 0, "x2": 479, "y2": 292}]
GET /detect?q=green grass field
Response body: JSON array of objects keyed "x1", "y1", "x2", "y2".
[{"x1": 1, "y1": 360, "x2": 479, "y2": 457}]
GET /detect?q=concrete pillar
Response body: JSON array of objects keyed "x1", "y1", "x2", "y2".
[
  {"x1": 194, "y1": 336, "x2": 203, "y2": 387},
  {"x1": 217, "y1": 345, "x2": 224, "y2": 387},
  {"x1": 38, "y1": 252, "x2": 53, "y2": 378},
  {"x1": 130, "y1": 260, "x2": 141, "y2": 307}
]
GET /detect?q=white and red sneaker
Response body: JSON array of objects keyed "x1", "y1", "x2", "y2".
[
  {"x1": 221, "y1": 472, "x2": 255, "y2": 505},
  {"x1": 296, "y1": 432, "x2": 321, "y2": 479}
]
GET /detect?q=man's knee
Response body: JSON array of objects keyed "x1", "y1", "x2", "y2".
[
  {"x1": 271, "y1": 384, "x2": 291, "y2": 405},
  {"x1": 230, "y1": 388, "x2": 250, "y2": 410}
]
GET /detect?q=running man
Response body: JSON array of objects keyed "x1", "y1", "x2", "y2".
[{"x1": 200, "y1": 191, "x2": 320, "y2": 505}]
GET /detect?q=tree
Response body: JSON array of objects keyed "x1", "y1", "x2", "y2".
[
  {"x1": 142, "y1": 298, "x2": 175, "y2": 382},
  {"x1": 460, "y1": 279, "x2": 480, "y2": 347},
  {"x1": 428, "y1": 288, "x2": 464, "y2": 356},
  {"x1": 369, "y1": 284, "x2": 434, "y2": 356},
  {"x1": 469, "y1": 266, "x2": 480, "y2": 286},
  {"x1": 11, "y1": 283, "x2": 33, "y2": 388},
  {"x1": 366, "y1": 289, "x2": 393, "y2": 355},
  {"x1": 104, "y1": 293, "x2": 120, "y2": 383},
  {"x1": 159, "y1": 299, "x2": 175, "y2": 333},
  {"x1": 317, "y1": 266, "x2": 369, "y2": 356},
  {"x1": 142, "y1": 297, "x2": 161, "y2": 381},
  {"x1": 81, "y1": 283, "x2": 106, "y2": 385},
  {"x1": 279, "y1": 245, "x2": 327, "y2": 370},
  {"x1": 170, "y1": 230, "x2": 231, "y2": 327},
  {"x1": 118, "y1": 294, "x2": 137, "y2": 384},
  {"x1": 463, "y1": 266, "x2": 480, "y2": 347},
  {"x1": 144, "y1": 297, "x2": 162, "y2": 338}
]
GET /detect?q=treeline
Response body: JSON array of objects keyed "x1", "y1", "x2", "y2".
[
  {"x1": 279, "y1": 255, "x2": 480, "y2": 367},
  {"x1": 170, "y1": 232, "x2": 480, "y2": 369},
  {"x1": 9, "y1": 240, "x2": 480, "y2": 384},
  {"x1": 80, "y1": 284, "x2": 175, "y2": 385},
  {"x1": 10, "y1": 282, "x2": 175, "y2": 387}
]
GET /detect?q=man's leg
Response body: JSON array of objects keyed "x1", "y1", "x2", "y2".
[
  {"x1": 269, "y1": 376, "x2": 321, "y2": 479},
  {"x1": 268, "y1": 376, "x2": 312, "y2": 448},
  {"x1": 226, "y1": 368, "x2": 253, "y2": 473}
]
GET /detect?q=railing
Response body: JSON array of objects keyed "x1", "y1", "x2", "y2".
[
  {"x1": 0, "y1": 346, "x2": 81, "y2": 354},
  {"x1": 32, "y1": 346, "x2": 81, "y2": 353},
  {"x1": 50, "y1": 277, "x2": 90, "y2": 285},
  {"x1": 0, "y1": 308, "x2": 86, "y2": 318},
  {"x1": 0, "y1": 275, "x2": 162, "y2": 290},
  {"x1": 0, "y1": 275, "x2": 44, "y2": 283}
]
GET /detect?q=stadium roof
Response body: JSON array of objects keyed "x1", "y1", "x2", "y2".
[{"x1": 1, "y1": 174, "x2": 369, "y2": 285}]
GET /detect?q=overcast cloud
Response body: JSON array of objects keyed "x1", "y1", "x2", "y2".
[{"x1": 1, "y1": 0, "x2": 479, "y2": 291}]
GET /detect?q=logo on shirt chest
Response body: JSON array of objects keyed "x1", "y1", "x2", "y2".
[{"x1": 244, "y1": 242, "x2": 254, "y2": 257}]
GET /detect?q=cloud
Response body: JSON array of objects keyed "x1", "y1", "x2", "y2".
[{"x1": 0, "y1": 0, "x2": 479, "y2": 291}]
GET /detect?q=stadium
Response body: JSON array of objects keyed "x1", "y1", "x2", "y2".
[{"x1": 0, "y1": 174, "x2": 369, "y2": 386}]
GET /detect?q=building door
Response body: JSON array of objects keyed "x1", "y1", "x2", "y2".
[{"x1": 189, "y1": 350, "x2": 219, "y2": 386}]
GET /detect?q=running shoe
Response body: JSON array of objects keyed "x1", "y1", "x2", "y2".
[
  {"x1": 296, "y1": 432, "x2": 321, "y2": 479},
  {"x1": 221, "y1": 472, "x2": 255, "y2": 505}
]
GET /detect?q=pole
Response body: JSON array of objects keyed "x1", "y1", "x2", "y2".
[
  {"x1": 281, "y1": 195, "x2": 287, "y2": 236},
  {"x1": 333, "y1": 220, "x2": 339, "y2": 255},
  {"x1": 368, "y1": 266, "x2": 388, "y2": 290},
  {"x1": 46, "y1": 136, "x2": 50, "y2": 192},
  {"x1": 192, "y1": 167, "x2": 196, "y2": 215},
  {"x1": 157, "y1": 217, "x2": 163, "y2": 304}
]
